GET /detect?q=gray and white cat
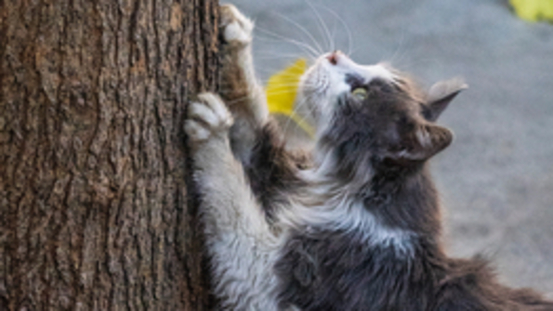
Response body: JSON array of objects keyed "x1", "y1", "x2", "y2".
[{"x1": 185, "y1": 5, "x2": 553, "y2": 310}]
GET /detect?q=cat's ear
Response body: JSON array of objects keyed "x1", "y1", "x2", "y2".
[
  {"x1": 391, "y1": 123, "x2": 453, "y2": 163},
  {"x1": 424, "y1": 78, "x2": 468, "y2": 121}
]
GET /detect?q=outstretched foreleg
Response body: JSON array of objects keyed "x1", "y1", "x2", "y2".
[
  {"x1": 219, "y1": 4, "x2": 269, "y2": 162},
  {"x1": 218, "y1": 5, "x2": 309, "y2": 222},
  {"x1": 185, "y1": 92, "x2": 280, "y2": 311}
]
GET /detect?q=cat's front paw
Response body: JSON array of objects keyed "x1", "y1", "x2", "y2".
[
  {"x1": 185, "y1": 93, "x2": 234, "y2": 145},
  {"x1": 220, "y1": 4, "x2": 253, "y2": 46}
]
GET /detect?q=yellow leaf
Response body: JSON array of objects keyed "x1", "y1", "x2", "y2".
[
  {"x1": 266, "y1": 58, "x2": 315, "y2": 137},
  {"x1": 510, "y1": 0, "x2": 553, "y2": 22}
]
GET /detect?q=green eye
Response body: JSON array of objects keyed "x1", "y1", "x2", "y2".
[{"x1": 352, "y1": 88, "x2": 368, "y2": 100}]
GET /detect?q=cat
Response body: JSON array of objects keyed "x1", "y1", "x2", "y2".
[{"x1": 184, "y1": 4, "x2": 553, "y2": 311}]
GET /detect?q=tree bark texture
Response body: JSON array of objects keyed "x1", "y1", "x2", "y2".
[{"x1": 0, "y1": 0, "x2": 218, "y2": 309}]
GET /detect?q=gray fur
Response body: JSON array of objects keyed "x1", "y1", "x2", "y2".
[{"x1": 185, "y1": 5, "x2": 553, "y2": 311}]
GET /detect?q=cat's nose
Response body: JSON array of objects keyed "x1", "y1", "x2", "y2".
[{"x1": 326, "y1": 50, "x2": 343, "y2": 65}]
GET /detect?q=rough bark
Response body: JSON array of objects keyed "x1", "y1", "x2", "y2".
[{"x1": 0, "y1": 0, "x2": 218, "y2": 309}]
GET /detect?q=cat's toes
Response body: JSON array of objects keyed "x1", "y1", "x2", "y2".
[
  {"x1": 195, "y1": 93, "x2": 234, "y2": 129},
  {"x1": 184, "y1": 120, "x2": 211, "y2": 142},
  {"x1": 185, "y1": 92, "x2": 234, "y2": 143},
  {"x1": 220, "y1": 4, "x2": 253, "y2": 45}
]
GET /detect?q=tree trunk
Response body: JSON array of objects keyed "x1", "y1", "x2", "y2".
[{"x1": 0, "y1": 0, "x2": 218, "y2": 309}]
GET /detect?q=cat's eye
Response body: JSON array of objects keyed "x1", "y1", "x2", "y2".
[{"x1": 352, "y1": 88, "x2": 368, "y2": 100}]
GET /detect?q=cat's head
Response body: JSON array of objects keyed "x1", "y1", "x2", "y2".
[{"x1": 296, "y1": 51, "x2": 466, "y2": 168}]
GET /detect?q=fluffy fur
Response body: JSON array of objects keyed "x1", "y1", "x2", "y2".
[{"x1": 185, "y1": 4, "x2": 553, "y2": 310}]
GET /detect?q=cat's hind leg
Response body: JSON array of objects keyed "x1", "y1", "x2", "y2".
[{"x1": 185, "y1": 92, "x2": 280, "y2": 311}]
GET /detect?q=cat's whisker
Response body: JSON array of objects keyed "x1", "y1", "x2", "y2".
[
  {"x1": 281, "y1": 95, "x2": 317, "y2": 139},
  {"x1": 257, "y1": 50, "x2": 310, "y2": 58},
  {"x1": 256, "y1": 61, "x2": 310, "y2": 74},
  {"x1": 219, "y1": 83, "x2": 308, "y2": 95},
  {"x1": 306, "y1": 0, "x2": 334, "y2": 53},
  {"x1": 220, "y1": 80, "x2": 306, "y2": 91},
  {"x1": 265, "y1": 81, "x2": 316, "y2": 90},
  {"x1": 255, "y1": 38, "x2": 317, "y2": 61},
  {"x1": 271, "y1": 11, "x2": 325, "y2": 55},
  {"x1": 386, "y1": 25, "x2": 408, "y2": 67},
  {"x1": 254, "y1": 28, "x2": 320, "y2": 59},
  {"x1": 394, "y1": 56, "x2": 441, "y2": 72},
  {"x1": 255, "y1": 54, "x2": 311, "y2": 61},
  {"x1": 218, "y1": 88, "x2": 306, "y2": 102},
  {"x1": 265, "y1": 90, "x2": 305, "y2": 97},
  {"x1": 260, "y1": 74, "x2": 307, "y2": 84},
  {"x1": 219, "y1": 79, "x2": 315, "y2": 94},
  {"x1": 265, "y1": 84, "x2": 306, "y2": 90},
  {"x1": 261, "y1": 76, "x2": 306, "y2": 83},
  {"x1": 257, "y1": 61, "x2": 312, "y2": 73},
  {"x1": 348, "y1": 46, "x2": 361, "y2": 58},
  {"x1": 316, "y1": 4, "x2": 353, "y2": 57}
]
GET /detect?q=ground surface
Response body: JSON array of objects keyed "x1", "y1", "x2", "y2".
[{"x1": 230, "y1": 0, "x2": 553, "y2": 297}]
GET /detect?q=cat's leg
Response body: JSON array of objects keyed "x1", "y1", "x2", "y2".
[
  {"x1": 219, "y1": 4, "x2": 269, "y2": 162},
  {"x1": 218, "y1": 5, "x2": 308, "y2": 223},
  {"x1": 185, "y1": 93, "x2": 280, "y2": 311}
]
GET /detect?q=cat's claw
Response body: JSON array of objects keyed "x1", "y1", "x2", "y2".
[
  {"x1": 185, "y1": 93, "x2": 234, "y2": 143},
  {"x1": 220, "y1": 4, "x2": 253, "y2": 45}
]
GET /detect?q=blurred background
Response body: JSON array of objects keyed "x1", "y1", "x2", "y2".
[{"x1": 229, "y1": 0, "x2": 553, "y2": 297}]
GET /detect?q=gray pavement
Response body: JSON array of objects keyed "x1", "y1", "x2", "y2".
[{"x1": 229, "y1": 0, "x2": 553, "y2": 297}]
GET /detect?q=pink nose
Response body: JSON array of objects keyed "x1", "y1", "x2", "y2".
[{"x1": 326, "y1": 51, "x2": 342, "y2": 65}]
